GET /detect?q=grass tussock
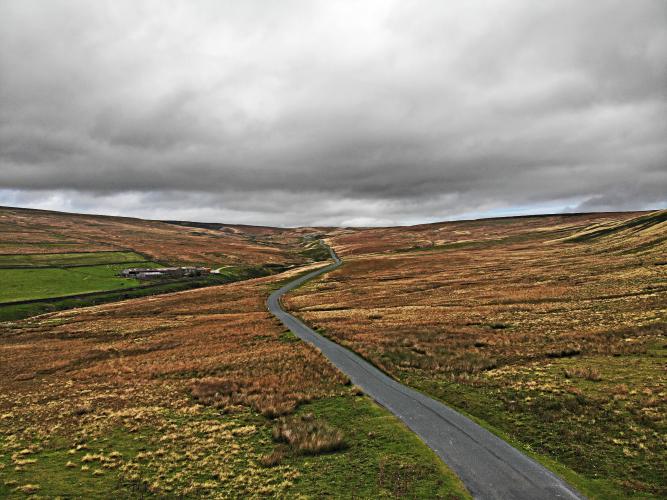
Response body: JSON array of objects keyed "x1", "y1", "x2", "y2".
[
  {"x1": 258, "y1": 448, "x2": 287, "y2": 468},
  {"x1": 563, "y1": 366, "x2": 602, "y2": 381},
  {"x1": 190, "y1": 378, "x2": 298, "y2": 417},
  {"x1": 272, "y1": 413, "x2": 346, "y2": 455}
]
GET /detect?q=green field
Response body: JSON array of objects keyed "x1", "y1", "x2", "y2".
[
  {"x1": 0, "y1": 251, "x2": 166, "y2": 304},
  {"x1": 0, "y1": 258, "x2": 292, "y2": 321},
  {"x1": 0, "y1": 251, "x2": 148, "y2": 267},
  {"x1": 0, "y1": 263, "x2": 164, "y2": 303}
]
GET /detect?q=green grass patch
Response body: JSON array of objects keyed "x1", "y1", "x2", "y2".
[
  {"x1": 284, "y1": 395, "x2": 470, "y2": 498},
  {"x1": 399, "y1": 344, "x2": 667, "y2": 498},
  {"x1": 278, "y1": 329, "x2": 300, "y2": 343},
  {"x1": 0, "y1": 275, "x2": 233, "y2": 322},
  {"x1": 0, "y1": 431, "x2": 148, "y2": 499},
  {"x1": 0, "y1": 263, "x2": 293, "y2": 322},
  {"x1": 299, "y1": 240, "x2": 331, "y2": 262},
  {"x1": 0, "y1": 263, "x2": 163, "y2": 302}
]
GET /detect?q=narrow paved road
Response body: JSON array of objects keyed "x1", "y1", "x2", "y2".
[{"x1": 267, "y1": 245, "x2": 585, "y2": 500}]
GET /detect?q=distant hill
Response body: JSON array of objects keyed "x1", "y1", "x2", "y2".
[
  {"x1": 562, "y1": 209, "x2": 667, "y2": 255},
  {"x1": 0, "y1": 206, "x2": 307, "y2": 266}
]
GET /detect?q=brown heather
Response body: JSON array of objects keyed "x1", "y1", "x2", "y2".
[
  {"x1": 0, "y1": 265, "x2": 348, "y2": 496},
  {"x1": 286, "y1": 210, "x2": 667, "y2": 495},
  {"x1": 0, "y1": 206, "x2": 315, "y2": 265},
  {"x1": 0, "y1": 265, "x2": 348, "y2": 425}
]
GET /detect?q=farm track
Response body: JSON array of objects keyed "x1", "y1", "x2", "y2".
[{"x1": 267, "y1": 245, "x2": 585, "y2": 500}]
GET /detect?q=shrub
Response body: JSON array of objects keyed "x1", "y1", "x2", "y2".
[{"x1": 256, "y1": 397, "x2": 297, "y2": 418}]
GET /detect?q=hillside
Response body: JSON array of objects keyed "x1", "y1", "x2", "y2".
[
  {"x1": 1, "y1": 207, "x2": 665, "y2": 498},
  {"x1": 563, "y1": 209, "x2": 667, "y2": 255},
  {"x1": 0, "y1": 206, "x2": 309, "y2": 266},
  {"x1": 286, "y1": 209, "x2": 667, "y2": 497},
  {"x1": 0, "y1": 207, "x2": 327, "y2": 321},
  {"x1": 325, "y1": 211, "x2": 648, "y2": 256},
  {"x1": 0, "y1": 264, "x2": 468, "y2": 498}
]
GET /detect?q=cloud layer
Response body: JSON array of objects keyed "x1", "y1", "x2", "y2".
[{"x1": 1, "y1": 0, "x2": 666, "y2": 225}]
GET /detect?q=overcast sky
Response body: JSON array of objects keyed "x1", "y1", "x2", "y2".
[{"x1": 1, "y1": 0, "x2": 665, "y2": 226}]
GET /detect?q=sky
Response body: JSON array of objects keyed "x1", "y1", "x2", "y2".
[{"x1": 1, "y1": 0, "x2": 666, "y2": 227}]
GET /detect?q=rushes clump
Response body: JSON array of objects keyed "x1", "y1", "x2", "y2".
[
  {"x1": 272, "y1": 413, "x2": 345, "y2": 455},
  {"x1": 563, "y1": 366, "x2": 602, "y2": 381},
  {"x1": 258, "y1": 448, "x2": 287, "y2": 467}
]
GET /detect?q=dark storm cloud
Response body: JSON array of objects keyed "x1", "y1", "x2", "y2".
[{"x1": 0, "y1": 0, "x2": 665, "y2": 225}]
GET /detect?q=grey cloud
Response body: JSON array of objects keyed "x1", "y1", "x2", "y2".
[{"x1": 0, "y1": 0, "x2": 665, "y2": 226}]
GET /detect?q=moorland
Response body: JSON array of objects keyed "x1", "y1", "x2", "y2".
[
  {"x1": 0, "y1": 206, "x2": 327, "y2": 321},
  {"x1": 0, "y1": 205, "x2": 665, "y2": 498},
  {"x1": 285, "y1": 210, "x2": 667, "y2": 498},
  {"x1": 0, "y1": 206, "x2": 467, "y2": 498}
]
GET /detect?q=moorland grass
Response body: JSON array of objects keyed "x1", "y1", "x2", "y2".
[
  {"x1": 0, "y1": 271, "x2": 470, "y2": 498},
  {"x1": 0, "y1": 396, "x2": 470, "y2": 499},
  {"x1": 0, "y1": 251, "x2": 147, "y2": 267},
  {"x1": 285, "y1": 210, "x2": 667, "y2": 498}
]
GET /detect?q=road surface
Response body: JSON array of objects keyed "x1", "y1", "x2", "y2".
[{"x1": 267, "y1": 245, "x2": 585, "y2": 500}]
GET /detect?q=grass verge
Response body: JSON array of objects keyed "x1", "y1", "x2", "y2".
[{"x1": 0, "y1": 393, "x2": 470, "y2": 498}]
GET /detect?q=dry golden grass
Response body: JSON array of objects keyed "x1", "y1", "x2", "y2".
[
  {"x1": 289, "y1": 211, "x2": 665, "y2": 373},
  {"x1": 563, "y1": 366, "x2": 602, "y2": 381},
  {"x1": 0, "y1": 206, "x2": 310, "y2": 266},
  {"x1": 0, "y1": 265, "x2": 347, "y2": 424},
  {"x1": 0, "y1": 266, "x2": 350, "y2": 496},
  {"x1": 287, "y1": 210, "x2": 667, "y2": 496},
  {"x1": 272, "y1": 413, "x2": 346, "y2": 455}
]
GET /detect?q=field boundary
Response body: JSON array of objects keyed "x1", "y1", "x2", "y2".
[
  {"x1": 0, "y1": 260, "x2": 155, "y2": 270},
  {"x1": 0, "y1": 249, "x2": 129, "y2": 256}
]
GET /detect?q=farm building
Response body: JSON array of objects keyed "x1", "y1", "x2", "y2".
[{"x1": 120, "y1": 267, "x2": 210, "y2": 280}]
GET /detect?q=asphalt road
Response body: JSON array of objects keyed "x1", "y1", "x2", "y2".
[{"x1": 267, "y1": 245, "x2": 585, "y2": 500}]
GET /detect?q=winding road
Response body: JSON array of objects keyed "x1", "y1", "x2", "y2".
[{"x1": 267, "y1": 245, "x2": 584, "y2": 500}]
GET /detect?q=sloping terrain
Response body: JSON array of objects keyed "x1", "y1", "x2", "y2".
[
  {"x1": 0, "y1": 206, "x2": 310, "y2": 266},
  {"x1": 286, "y1": 210, "x2": 667, "y2": 498},
  {"x1": 0, "y1": 268, "x2": 468, "y2": 498},
  {"x1": 562, "y1": 209, "x2": 667, "y2": 255},
  {"x1": 1, "y1": 206, "x2": 664, "y2": 498},
  {"x1": 0, "y1": 207, "x2": 327, "y2": 322},
  {"x1": 326, "y1": 211, "x2": 647, "y2": 256}
]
